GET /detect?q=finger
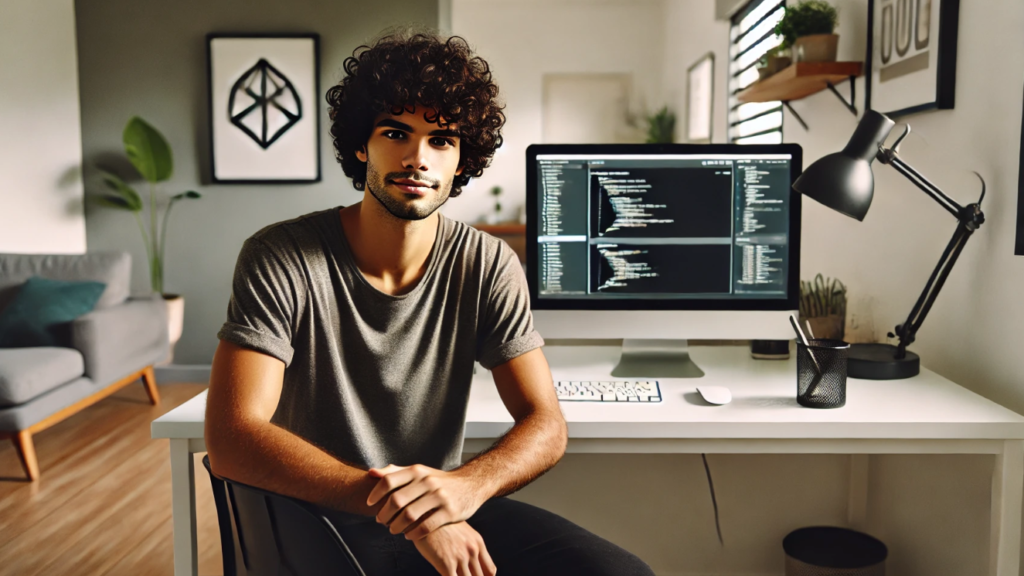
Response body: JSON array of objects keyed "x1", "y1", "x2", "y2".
[
  {"x1": 457, "y1": 559, "x2": 472, "y2": 576},
  {"x1": 379, "y1": 482, "x2": 433, "y2": 527},
  {"x1": 406, "y1": 508, "x2": 450, "y2": 540},
  {"x1": 481, "y1": 545, "x2": 497, "y2": 576},
  {"x1": 367, "y1": 467, "x2": 419, "y2": 507},
  {"x1": 470, "y1": 554, "x2": 485, "y2": 576},
  {"x1": 368, "y1": 464, "x2": 403, "y2": 478},
  {"x1": 386, "y1": 491, "x2": 436, "y2": 533}
]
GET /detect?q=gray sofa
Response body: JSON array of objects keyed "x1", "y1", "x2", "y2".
[{"x1": 0, "y1": 252, "x2": 169, "y2": 481}]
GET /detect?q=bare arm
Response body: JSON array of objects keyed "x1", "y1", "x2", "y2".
[
  {"x1": 456, "y1": 347, "x2": 567, "y2": 498},
  {"x1": 205, "y1": 340, "x2": 383, "y2": 517}
]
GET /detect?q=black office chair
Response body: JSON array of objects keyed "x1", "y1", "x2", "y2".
[{"x1": 202, "y1": 455, "x2": 368, "y2": 576}]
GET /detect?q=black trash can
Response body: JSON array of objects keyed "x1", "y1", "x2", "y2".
[{"x1": 784, "y1": 526, "x2": 887, "y2": 575}]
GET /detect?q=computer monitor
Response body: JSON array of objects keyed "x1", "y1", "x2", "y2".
[{"x1": 525, "y1": 143, "x2": 802, "y2": 377}]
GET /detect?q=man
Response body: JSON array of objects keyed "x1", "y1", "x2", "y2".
[{"x1": 206, "y1": 30, "x2": 655, "y2": 576}]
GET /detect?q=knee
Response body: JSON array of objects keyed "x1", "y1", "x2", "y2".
[{"x1": 554, "y1": 536, "x2": 656, "y2": 576}]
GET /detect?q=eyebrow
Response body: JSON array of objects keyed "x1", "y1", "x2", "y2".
[{"x1": 375, "y1": 118, "x2": 460, "y2": 139}]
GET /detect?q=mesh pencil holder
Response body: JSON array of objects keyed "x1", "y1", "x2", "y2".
[
  {"x1": 796, "y1": 339, "x2": 850, "y2": 409},
  {"x1": 784, "y1": 526, "x2": 887, "y2": 575}
]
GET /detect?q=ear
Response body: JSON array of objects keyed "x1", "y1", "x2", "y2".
[
  {"x1": 355, "y1": 146, "x2": 368, "y2": 163},
  {"x1": 456, "y1": 164, "x2": 464, "y2": 176}
]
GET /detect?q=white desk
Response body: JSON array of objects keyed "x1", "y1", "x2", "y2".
[{"x1": 152, "y1": 344, "x2": 1024, "y2": 576}]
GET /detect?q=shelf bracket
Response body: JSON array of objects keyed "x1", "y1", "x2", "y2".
[
  {"x1": 782, "y1": 101, "x2": 809, "y2": 131},
  {"x1": 826, "y1": 76, "x2": 858, "y2": 116}
]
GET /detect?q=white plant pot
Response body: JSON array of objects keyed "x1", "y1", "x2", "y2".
[
  {"x1": 794, "y1": 34, "x2": 839, "y2": 63},
  {"x1": 159, "y1": 294, "x2": 185, "y2": 366}
]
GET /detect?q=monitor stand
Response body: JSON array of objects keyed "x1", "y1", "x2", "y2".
[{"x1": 611, "y1": 339, "x2": 705, "y2": 378}]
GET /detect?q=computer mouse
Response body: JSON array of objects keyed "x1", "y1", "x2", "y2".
[{"x1": 697, "y1": 386, "x2": 732, "y2": 405}]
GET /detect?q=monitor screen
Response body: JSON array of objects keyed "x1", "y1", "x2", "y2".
[{"x1": 526, "y1": 144, "x2": 802, "y2": 311}]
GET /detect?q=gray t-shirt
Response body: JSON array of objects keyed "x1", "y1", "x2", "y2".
[{"x1": 217, "y1": 207, "x2": 544, "y2": 471}]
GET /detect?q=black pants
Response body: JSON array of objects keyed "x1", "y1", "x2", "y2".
[{"x1": 322, "y1": 497, "x2": 656, "y2": 576}]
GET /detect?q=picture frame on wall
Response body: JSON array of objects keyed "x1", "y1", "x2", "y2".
[
  {"x1": 207, "y1": 33, "x2": 321, "y2": 183},
  {"x1": 686, "y1": 52, "x2": 714, "y2": 143},
  {"x1": 866, "y1": 0, "x2": 959, "y2": 118}
]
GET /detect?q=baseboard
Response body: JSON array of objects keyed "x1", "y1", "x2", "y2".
[{"x1": 154, "y1": 364, "x2": 211, "y2": 384}]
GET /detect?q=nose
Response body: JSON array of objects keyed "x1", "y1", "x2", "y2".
[{"x1": 401, "y1": 137, "x2": 432, "y2": 173}]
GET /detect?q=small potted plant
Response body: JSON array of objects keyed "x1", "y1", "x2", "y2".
[
  {"x1": 799, "y1": 273, "x2": 847, "y2": 341},
  {"x1": 757, "y1": 45, "x2": 792, "y2": 80},
  {"x1": 775, "y1": 0, "x2": 840, "y2": 63},
  {"x1": 486, "y1": 185, "x2": 504, "y2": 224},
  {"x1": 92, "y1": 116, "x2": 201, "y2": 364}
]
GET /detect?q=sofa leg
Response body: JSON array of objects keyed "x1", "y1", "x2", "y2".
[
  {"x1": 13, "y1": 430, "x2": 39, "y2": 481},
  {"x1": 142, "y1": 366, "x2": 160, "y2": 406}
]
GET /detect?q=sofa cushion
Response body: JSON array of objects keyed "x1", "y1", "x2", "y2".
[
  {"x1": 0, "y1": 277, "x2": 106, "y2": 348},
  {"x1": 0, "y1": 252, "x2": 132, "y2": 315},
  {"x1": 0, "y1": 347, "x2": 85, "y2": 407}
]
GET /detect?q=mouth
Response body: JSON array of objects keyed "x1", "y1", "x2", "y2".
[{"x1": 389, "y1": 178, "x2": 435, "y2": 196}]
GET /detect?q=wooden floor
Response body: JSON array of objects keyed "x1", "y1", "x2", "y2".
[{"x1": 0, "y1": 382, "x2": 223, "y2": 576}]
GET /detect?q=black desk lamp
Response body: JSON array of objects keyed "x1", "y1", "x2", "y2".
[{"x1": 793, "y1": 110, "x2": 986, "y2": 380}]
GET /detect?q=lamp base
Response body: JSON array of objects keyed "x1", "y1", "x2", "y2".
[{"x1": 848, "y1": 343, "x2": 920, "y2": 380}]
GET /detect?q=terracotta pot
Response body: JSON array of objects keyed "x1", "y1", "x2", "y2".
[
  {"x1": 766, "y1": 55, "x2": 792, "y2": 75},
  {"x1": 806, "y1": 313, "x2": 845, "y2": 341},
  {"x1": 794, "y1": 34, "x2": 839, "y2": 63},
  {"x1": 159, "y1": 294, "x2": 185, "y2": 366}
]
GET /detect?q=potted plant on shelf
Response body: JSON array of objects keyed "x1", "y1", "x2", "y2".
[
  {"x1": 775, "y1": 0, "x2": 840, "y2": 63},
  {"x1": 92, "y1": 116, "x2": 201, "y2": 364},
  {"x1": 757, "y1": 46, "x2": 792, "y2": 80},
  {"x1": 799, "y1": 273, "x2": 847, "y2": 341}
]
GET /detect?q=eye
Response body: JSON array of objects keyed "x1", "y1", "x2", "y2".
[
  {"x1": 430, "y1": 137, "x2": 456, "y2": 148},
  {"x1": 382, "y1": 130, "x2": 406, "y2": 140}
]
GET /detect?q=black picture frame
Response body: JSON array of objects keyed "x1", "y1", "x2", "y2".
[
  {"x1": 207, "y1": 33, "x2": 321, "y2": 184},
  {"x1": 865, "y1": 0, "x2": 959, "y2": 118},
  {"x1": 1016, "y1": 82, "x2": 1024, "y2": 255}
]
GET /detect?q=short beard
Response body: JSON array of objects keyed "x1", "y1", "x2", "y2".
[{"x1": 364, "y1": 161, "x2": 453, "y2": 221}]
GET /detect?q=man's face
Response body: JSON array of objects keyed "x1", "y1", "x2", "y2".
[{"x1": 356, "y1": 106, "x2": 463, "y2": 221}]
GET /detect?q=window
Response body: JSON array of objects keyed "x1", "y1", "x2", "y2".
[{"x1": 728, "y1": 0, "x2": 785, "y2": 144}]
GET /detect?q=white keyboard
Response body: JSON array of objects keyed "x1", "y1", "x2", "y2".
[{"x1": 555, "y1": 381, "x2": 662, "y2": 402}]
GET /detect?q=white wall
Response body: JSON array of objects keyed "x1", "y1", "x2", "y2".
[
  {"x1": 0, "y1": 0, "x2": 86, "y2": 254},
  {"x1": 448, "y1": 0, "x2": 667, "y2": 224}
]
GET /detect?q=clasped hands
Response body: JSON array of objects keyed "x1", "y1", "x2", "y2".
[
  {"x1": 366, "y1": 463, "x2": 484, "y2": 540},
  {"x1": 368, "y1": 463, "x2": 497, "y2": 576}
]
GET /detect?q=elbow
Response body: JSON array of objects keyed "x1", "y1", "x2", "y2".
[
  {"x1": 205, "y1": 417, "x2": 257, "y2": 481},
  {"x1": 546, "y1": 410, "x2": 569, "y2": 460}
]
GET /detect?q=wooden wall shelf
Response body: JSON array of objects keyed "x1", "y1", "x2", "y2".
[{"x1": 737, "y1": 61, "x2": 863, "y2": 104}]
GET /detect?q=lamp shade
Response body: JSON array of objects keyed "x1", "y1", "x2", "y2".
[{"x1": 793, "y1": 110, "x2": 896, "y2": 221}]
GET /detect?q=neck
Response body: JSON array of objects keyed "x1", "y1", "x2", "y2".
[{"x1": 339, "y1": 195, "x2": 440, "y2": 295}]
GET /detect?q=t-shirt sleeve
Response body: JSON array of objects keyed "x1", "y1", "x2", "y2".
[
  {"x1": 216, "y1": 236, "x2": 298, "y2": 366},
  {"x1": 476, "y1": 242, "x2": 545, "y2": 370}
]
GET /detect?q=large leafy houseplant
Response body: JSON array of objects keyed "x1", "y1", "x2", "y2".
[
  {"x1": 645, "y1": 106, "x2": 676, "y2": 144},
  {"x1": 94, "y1": 117, "x2": 200, "y2": 295}
]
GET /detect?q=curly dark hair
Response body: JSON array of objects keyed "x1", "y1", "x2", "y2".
[{"x1": 326, "y1": 30, "x2": 505, "y2": 197}]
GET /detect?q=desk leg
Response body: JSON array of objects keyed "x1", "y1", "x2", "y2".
[
  {"x1": 991, "y1": 440, "x2": 1024, "y2": 576},
  {"x1": 170, "y1": 438, "x2": 198, "y2": 576},
  {"x1": 847, "y1": 454, "x2": 869, "y2": 530}
]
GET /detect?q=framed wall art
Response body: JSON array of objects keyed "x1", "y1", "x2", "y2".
[
  {"x1": 866, "y1": 0, "x2": 959, "y2": 118},
  {"x1": 207, "y1": 33, "x2": 321, "y2": 183},
  {"x1": 686, "y1": 52, "x2": 714, "y2": 143}
]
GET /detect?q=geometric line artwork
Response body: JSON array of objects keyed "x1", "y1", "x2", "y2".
[{"x1": 228, "y1": 58, "x2": 302, "y2": 149}]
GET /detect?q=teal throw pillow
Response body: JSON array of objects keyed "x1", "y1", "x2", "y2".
[{"x1": 0, "y1": 276, "x2": 107, "y2": 348}]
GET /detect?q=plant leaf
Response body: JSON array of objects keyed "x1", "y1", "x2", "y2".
[
  {"x1": 123, "y1": 116, "x2": 173, "y2": 183},
  {"x1": 98, "y1": 170, "x2": 143, "y2": 211},
  {"x1": 172, "y1": 190, "x2": 202, "y2": 200},
  {"x1": 92, "y1": 194, "x2": 133, "y2": 210}
]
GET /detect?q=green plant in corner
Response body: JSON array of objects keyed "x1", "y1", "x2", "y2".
[
  {"x1": 93, "y1": 116, "x2": 201, "y2": 295},
  {"x1": 644, "y1": 106, "x2": 676, "y2": 144},
  {"x1": 774, "y1": 0, "x2": 838, "y2": 49}
]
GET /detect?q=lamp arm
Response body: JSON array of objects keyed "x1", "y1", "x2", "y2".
[
  {"x1": 884, "y1": 155, "x2": 964, "y2": 217},
  {"x1": 883, "y1": 162, "x2": 987, "y2": 359},
  {"x1": 892, "y1": 221, "x2": 974, "y2": 358}
]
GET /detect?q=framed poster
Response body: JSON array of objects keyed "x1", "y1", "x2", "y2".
[
  {"x1": 207, "y1": 33, "x2": 321, "y2": 183},
  {"x1": 686, "y1": 53, "x2": 714, "y2": 143},
  {"x1": 866, "y1": 0, "x2": 959, "y2": 118}
]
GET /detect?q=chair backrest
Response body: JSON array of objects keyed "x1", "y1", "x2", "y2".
[
  {"x1": 0, "y1": 252, "x2": 132, "y2": 315},
  {"x1": 202, "y1": 455, "x2": 368, "y2": 576}
]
